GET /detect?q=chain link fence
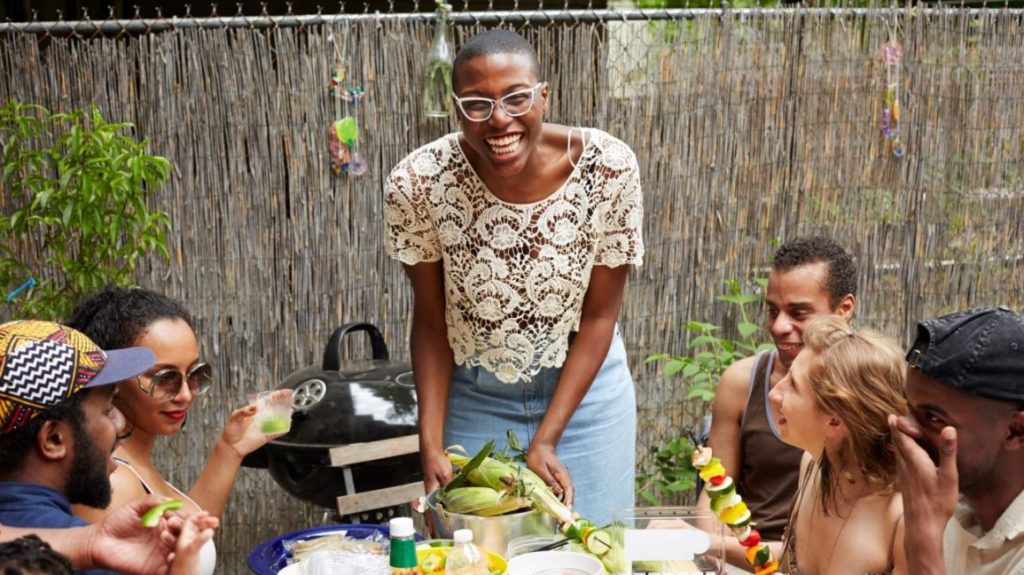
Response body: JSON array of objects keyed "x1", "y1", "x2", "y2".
[{"x1": 2, "y1": 4, "x2": 1023, "y2": 572}]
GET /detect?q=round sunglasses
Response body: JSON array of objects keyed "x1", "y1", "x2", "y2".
[{"x1": 137, "y1": 362, "x2": 214, "y2": 403}]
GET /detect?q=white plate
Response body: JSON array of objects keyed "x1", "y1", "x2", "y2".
[
  {"x1": 277, "y1": 564, "x2": 303, "y2": 575},
  {"x1": 507, "y1": 550, "x2": 604, "y2": 575}
]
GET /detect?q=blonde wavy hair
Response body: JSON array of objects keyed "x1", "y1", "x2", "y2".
[{"x1": 801, "y1": 316, "x2": 908, "y2": 513}]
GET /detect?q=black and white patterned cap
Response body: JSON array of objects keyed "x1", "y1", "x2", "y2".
[{"x1": 0, "y1": 320, "x2": 155, "y2": 433}]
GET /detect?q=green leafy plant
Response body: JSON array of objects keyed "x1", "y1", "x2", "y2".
[
  {"x1": 635, "y1": 278, "x2": 775, "y2": 505},
  {"x1": 0, "y1": 101, "x2": 171, "y2": 320}
]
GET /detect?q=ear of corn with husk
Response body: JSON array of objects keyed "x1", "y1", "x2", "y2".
[
  {"x1": 436, "y1": 486, "x2": 532, "y2": 516},
  {"x1": 446, "y1": 448, "x2": 629, "y2": 574}
]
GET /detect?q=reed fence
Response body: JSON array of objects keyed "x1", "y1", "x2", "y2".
[{"x1": 2, "y1": 5, "x2": 1023, "y2": 572}]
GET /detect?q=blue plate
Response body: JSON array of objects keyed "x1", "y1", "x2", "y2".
[{"x1": 248, "y1": 523, "x2": 412, "y2": 574}]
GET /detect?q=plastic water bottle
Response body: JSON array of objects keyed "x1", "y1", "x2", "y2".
[
  {"x1": 389, "y1": 517, "x2": 418, "y2": 575},
  {"x1": 445, "y1": 529, "x2": 488, "y2": 575}
]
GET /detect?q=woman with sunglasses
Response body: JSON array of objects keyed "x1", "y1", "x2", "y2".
[
  {"x1": 385, "y1": 30, "x2": 643, "y2": 524},
  {"x1": 65, "y1": 286, "x2": 275, "y2": 575}
]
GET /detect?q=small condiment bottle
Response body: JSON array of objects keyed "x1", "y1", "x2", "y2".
[{"x1": 389, "y1": 517, "x2": 418, "y2": 575}]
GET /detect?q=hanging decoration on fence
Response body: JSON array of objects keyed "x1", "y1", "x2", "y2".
[
  {"x1": 422, "y1": 0, "x2": 454, "y2": 118},
  {"x1": 327, "y1": 29, "x2": 368, "y2": 176},
  {"x1": 880, "y1": 39, "x2": 905, "y2": 159},
  {"x1": 4, "y1": 277, "x2": 36, "y2": 303}
]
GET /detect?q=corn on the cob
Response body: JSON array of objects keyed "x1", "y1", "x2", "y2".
[
  {"x1": 437, "y1": 486, "x2": 532, "y2": 516},
  {"x1": 447, "y1": 452, "x2": 575, "y2": 525},
  {"x1": 447, "y1": 451, "x2": 629, "y2": 574}
]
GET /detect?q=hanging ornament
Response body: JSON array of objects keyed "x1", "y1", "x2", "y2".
[
  {"x1": 880, "y1": 40, "x2": 905, "y2": 159},
  {"x1": 329, "y1": 90, "x2": 368, "y2": 176},
  {"x1": 326, "y1": 28, "x2": 368, "y2": 177},
  {"x1": 328, "y1": 65, "x2": 346, "y2": 99},
  {"x1": 422, "y1": 0, "x2": 454, "y2": 118}
]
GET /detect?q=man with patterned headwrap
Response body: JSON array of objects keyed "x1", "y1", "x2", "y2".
[{"x1": 0, "y1": 320, "x2": 156, "y2": 574}]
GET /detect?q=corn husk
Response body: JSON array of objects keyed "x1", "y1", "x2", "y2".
[
  {"x1": 437, "y1": 486, "x2": 532, "y2": 516},
  {"x1": 447, "y1": 449, "x2": 628, "y2": 574}
]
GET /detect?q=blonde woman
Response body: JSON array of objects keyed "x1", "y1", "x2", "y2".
[{"x1": 768, "y1": 316, "x2": 908, "y2": 575}]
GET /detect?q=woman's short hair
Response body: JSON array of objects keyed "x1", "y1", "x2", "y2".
[
  {"x1": 452, "y1": 29, "x2": 540, "y2": 92},
  {"x1": 66, "y1": 285, "x2": 192, "y2": 350},
  {"x1": 801, "y1": 316, "x2": 908, "y2": 512}
]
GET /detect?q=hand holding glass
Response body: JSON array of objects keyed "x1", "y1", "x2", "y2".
[{"x1": 247, "y1": 389, "x2": 295, "y2": 435}]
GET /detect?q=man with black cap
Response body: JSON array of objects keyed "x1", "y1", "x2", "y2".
[
  {"x1": 0, "y1": 319, "x2": 215, "y2": 574},
  {"x1": 891, "y1": 306, "x2": 1024, "y2": 574}
]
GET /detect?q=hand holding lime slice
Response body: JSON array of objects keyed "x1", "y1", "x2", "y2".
[{"x1": 140, "y1": 499, "x2": 184, "y2": 527}]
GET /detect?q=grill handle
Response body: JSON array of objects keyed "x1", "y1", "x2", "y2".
[{"x1": 323, "y1": 322, "x2": 390, "y2": 370}]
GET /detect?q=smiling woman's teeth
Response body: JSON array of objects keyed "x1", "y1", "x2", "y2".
[{"x1": 486, "y1": 134, "x2": 521, "y2": 155}]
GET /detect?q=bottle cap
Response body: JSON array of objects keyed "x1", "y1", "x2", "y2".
[
  {"x1": 389, "y1": 517, "x2": 415, "y2": 538},
  {"x1": 453, "y1": 528, "x2": 474, "y2": 543}
]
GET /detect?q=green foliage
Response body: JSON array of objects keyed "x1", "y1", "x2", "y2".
[
  {"x1": 635, "y1": 435, "x2": 699, "y2": 505},
  {"x1": 645, "y1": 278, "x2": 775, "y2": 404},
  {"x1": 0, "y1": 101, "x2": 171, "y2": 320},
  {"x1": 636, "y1": 278, "x2": 774, "y2": 505}
]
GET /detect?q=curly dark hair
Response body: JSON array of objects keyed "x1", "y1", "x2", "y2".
[
  {"x1": 772, "y1": 236, "x2": 857, "y2": 307},
  {"x1": 65, "y1": 286, "x2": 192, "y2": 350},
  {"x1": 0, "y1": 535, "x2": 74, "y2": 575},
  {"x1": 0, "y1": 394, "x2": 86, "y2": 476}
]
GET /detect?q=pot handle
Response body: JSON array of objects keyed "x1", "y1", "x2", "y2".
[{"x1": 323, "y1": 323, "x2": 390, "y2": 370}]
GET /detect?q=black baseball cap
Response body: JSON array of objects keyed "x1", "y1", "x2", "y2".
[{"x1": 906, "y1": 306, "x2": 1024, "y2": 403}]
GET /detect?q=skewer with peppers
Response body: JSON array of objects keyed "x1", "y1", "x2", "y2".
[{"x1": 692, "y1": 446, "x2": 779, "y2": 575}]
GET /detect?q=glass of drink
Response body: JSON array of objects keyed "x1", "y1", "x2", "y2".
[{"x1": 248, "y1": 389, "x2": 295, "y2": 435}]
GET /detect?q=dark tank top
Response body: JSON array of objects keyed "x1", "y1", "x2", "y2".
[{"x1": 737, "y1": 351, "x2": 804, "y2": 541}]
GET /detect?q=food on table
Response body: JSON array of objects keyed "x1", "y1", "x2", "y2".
[
  {"x1": 437, "y1": 486, "x2": 531, "y2": 517},
  {"x1": 290, "y1": 533, "x2": 385, "y2": 562},
  {"x1": 415, "y1": 547, "x2": 506, "y2": 575},
  {"x1": 691, "y1": 446, "x2": 779, "y2": 575},
  {"x1": 446, "y1": 441, "x2": 628, "y2": 574}
]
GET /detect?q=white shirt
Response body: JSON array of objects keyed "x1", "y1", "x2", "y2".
[{"x1": 943, "y1": 489, "x2": 1024, "y2": 575}]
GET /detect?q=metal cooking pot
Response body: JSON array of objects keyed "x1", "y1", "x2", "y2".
[
  {"x1": 244, "y1": 323, "x2": 422, "y2": 510},
  {"x1": 424, "y1": 490, "x2": 557, "y2": 556}
]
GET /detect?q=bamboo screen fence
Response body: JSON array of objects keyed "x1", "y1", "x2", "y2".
[{"x1": 2, "y1": 6, "x2": 1024, "y2": 572}]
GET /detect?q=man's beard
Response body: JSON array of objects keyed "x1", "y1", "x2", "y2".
[
  {"x1": 959, "y1": 458, "x2": 997, "y2": 498},
  {"x1": 65, "y1": 423, "x2": 113, "y2": 509}
]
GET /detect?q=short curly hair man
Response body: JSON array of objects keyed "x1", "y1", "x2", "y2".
[{"x1": 772, "y1": 235, "x2": 857, "y2": 308}]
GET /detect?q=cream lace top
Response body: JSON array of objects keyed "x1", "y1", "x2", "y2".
[{"x1": 384, "y1": 129, "x2": 644, "y2": 384}]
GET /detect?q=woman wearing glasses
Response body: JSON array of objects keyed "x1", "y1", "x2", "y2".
[
  {"x1": 65, "y1": 287, "x2": 276, "y2": 575},
  {"x1": 385, "y1": 30, "x2": 643, "y2": 524}
]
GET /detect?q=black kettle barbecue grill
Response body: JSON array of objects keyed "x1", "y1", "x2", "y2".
[{"x1": 243, "y1": 323, "x2": 422, "y2": 513}]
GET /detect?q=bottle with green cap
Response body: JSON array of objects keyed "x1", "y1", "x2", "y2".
[{"x1": 389, "y1": 517, "x2": 418, "y2": 575}]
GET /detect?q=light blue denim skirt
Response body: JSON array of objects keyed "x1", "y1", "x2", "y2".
[{"x1": 444, "y1": 332, "x2": 637, "y2": 526}]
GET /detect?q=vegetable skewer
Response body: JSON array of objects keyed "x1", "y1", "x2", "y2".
[{"x1": 691, "y1": 446, "x2": 779, "y2": 575}]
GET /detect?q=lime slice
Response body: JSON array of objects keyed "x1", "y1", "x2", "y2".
[
  {"x1": 259, "y1": 416, "x2": 291, "y2": 434},
  {"x1": 140, "y1": 499, "x2": 183, "y2": 528},
  {"x1": 584, "y1": 529, "x2": 613, "y2": 557}
]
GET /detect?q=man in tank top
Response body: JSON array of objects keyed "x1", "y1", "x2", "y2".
[{"x1": 699, "y1": 236, "x2": 858, "y2": 569}]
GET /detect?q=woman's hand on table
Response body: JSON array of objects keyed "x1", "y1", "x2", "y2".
[{"x1": 527, "y1": 441, "x2": 575, "y2": 508}]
